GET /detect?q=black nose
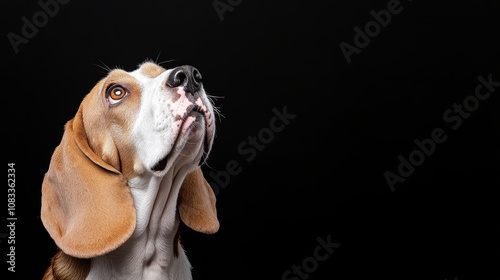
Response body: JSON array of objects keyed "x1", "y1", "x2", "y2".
[{"x1": 166, "y1": 65, "x2": 202, "y2": 93}]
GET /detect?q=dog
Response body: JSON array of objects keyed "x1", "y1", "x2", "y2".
[{"x1": 40, "y1": 61, "x2": 220, "y2": 280}]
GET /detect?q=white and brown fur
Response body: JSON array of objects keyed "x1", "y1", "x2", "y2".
[{"x1": 41, "y1": 61, "x2": 220, "y2": 280}]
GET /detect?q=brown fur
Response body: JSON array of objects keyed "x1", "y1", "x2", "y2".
[
  {"x1": 139, "y1": 61, "x2": 166, "y2": 78},
  {"x1": 41, "y1": 113, "x2": 136, "y2": 259},
  {"x1": 42, "y1": 250, "x2": 90, "y2": 280},
  {"x1": 83, "y1": 69, "x2": 143, "y2": 178},
  {"x1": 178, "y1": 168, "x2": 219, "y2": 234}
]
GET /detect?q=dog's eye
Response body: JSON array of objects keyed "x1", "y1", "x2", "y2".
[{"x1": 106, "y1": 85, "x2": 128, "y2": 105}]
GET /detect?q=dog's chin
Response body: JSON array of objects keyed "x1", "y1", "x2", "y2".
[{"x1": 151, "y1": 112, "x2": 210, "y2": 173}]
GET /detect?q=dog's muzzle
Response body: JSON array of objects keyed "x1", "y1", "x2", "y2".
[{"x1": 151, "y1": 65, "x2": 212, "y2": 172}]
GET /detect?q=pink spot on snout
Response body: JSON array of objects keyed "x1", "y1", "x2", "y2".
[
  {"x1": 171, "y1": 87, "x2": 192, "y2": 117},
  {"x1": 195, "y1": 97, "x2": 207, "y2": 112}
]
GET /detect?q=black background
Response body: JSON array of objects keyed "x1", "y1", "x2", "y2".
[{"x1": 2, "y1": 0, "x2": 500, "y2": 279}]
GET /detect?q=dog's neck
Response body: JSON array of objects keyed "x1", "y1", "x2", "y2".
[{"x1": 86, "y1": 167, "x2": 193, "y2": 280}]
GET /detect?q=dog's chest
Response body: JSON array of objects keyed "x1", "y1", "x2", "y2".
[{"x1": 85, "y1": 175, "x2": 192, "y2": 280}]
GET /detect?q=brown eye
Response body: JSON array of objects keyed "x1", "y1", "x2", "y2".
[{"x1": 106, "y1": 85, "x2": 128, "y2": 105}]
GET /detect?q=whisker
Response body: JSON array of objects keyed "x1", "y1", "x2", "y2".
[
  {"x1": 201, "y1": 161, "x2": 217, "y2": 171},
  {"x1": 214, "y1": 109, "x2": 225, "y2": 122},
  {"x1": 93, "y1": 60, "x2": 112, "y2": 74},
  {"x1": 154, "y1": 51, "x2": 162, "y2": 64},
  {"x1": 206, "y1": 94, "x2": 225, "y2": 99},
  {"x1": 206, "y1": 94, "x2": 225, "y2": 122},
  {"x1": 157, "y1": 58, "x2": 179, "y2": 67}
]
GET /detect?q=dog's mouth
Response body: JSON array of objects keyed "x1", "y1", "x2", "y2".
[{"x1": 152, "y1": 104, "x2": 212, "y2": 172}]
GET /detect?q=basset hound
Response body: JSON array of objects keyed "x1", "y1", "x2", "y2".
[{"x1": 40, "y1": 61, "x2": 220, "y2": 280}]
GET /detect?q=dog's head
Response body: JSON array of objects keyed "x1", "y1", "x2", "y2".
[
  {"x1": 82, "y1": 61, "x2": 215, "y2": 176},
  {"x1": 40, "y1": 61, "x2": 219, "y2": 258}
]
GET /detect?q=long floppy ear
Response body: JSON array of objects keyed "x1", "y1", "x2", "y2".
[
  {"x1": 41, "y1": 104, "x2": 136, "y2": 259},
  {"x1": 178, "y1": 168, "x2": 219, "y2": 234}
]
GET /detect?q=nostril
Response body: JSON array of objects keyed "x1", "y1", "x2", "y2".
[
  {"x1": 167, "y1": 69, "x2": 187, "y2": 88},
  {"x1": 193, "y1": 69, "x2": 202, "y2": 84}
]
